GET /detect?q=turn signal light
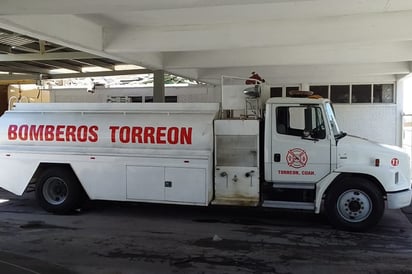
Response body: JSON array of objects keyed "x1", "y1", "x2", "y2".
[{"x1": 375, "y1": 159, "x2": 380, "y2": 167}]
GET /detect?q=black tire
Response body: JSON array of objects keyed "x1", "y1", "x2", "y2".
[
  {"x1": 325, "y1": 177, "x2": 384, "y2": 232},
  {"x1": 35, "y1": 167, "x2": 83, "y2": 214}
]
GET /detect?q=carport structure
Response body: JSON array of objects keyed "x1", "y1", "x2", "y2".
[
  {"x1": 1, "y1": 2, "x2": 412, "y2": 274},
  {"x1": 0, "y1": 0, "x2": 411, "y2": 149}
]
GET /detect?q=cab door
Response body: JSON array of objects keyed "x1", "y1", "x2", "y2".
[{"x1": 271, "y1": 105, "x2": 331, "y2": 184}]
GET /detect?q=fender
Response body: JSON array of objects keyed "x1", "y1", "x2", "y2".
[
  {"x1": 315, "y1": 172, "x2": 340, "y2": 213},
  {"x1": 334, "y1": 165, "x2": 407, "y2": 192},
  {"x1": 0, "y1": 154, "x2": 39, "y2": 195}
]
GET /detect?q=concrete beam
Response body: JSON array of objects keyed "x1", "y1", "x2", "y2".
[
  {"x1": 163, "y1": 41, "x2": 412, "y2": 69},
  {"x1": 2, "y1": 0, "x2": 412, "y2": 21},
  {"x1": 0, "y1": 52, "x2": 97, "y2": 62},
  {"x1": 0, "y1": 0, "x2": 284, "y2": 14},
  {"x1": 198, "y1": 62, "x2": 411, "y2": 81},
  {"x1": 197, "y1": 63, "x2": 408, "y2": 85},
  {"x1": 47, "y1": 69, "x2": 152, "y2": 79},
  {"x1": 104, "y1": 11, "x2": 412, "y2": 52}
]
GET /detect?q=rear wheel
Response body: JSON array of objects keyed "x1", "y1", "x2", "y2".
[
  {"x1": 35, "y1": 167, "x2": 83, "y2": 214},
  {"x1": 325, "y1": 177, "x2": 384, "y2": 231}
]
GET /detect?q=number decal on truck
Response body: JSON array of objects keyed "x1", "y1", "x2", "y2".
[{"x1": 391, "y1": 158, "x2": 399, "y2": 166}]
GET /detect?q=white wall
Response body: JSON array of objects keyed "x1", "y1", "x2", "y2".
[
  {"x1": 49, "y1": 83, "x2": 403, "y2": 146},
  {"x1": 49, "y1": 86, "x2": 221, "y2": 103},
  {"x1": 334, "y1": 104, "x2": 397, "y2": 145}
]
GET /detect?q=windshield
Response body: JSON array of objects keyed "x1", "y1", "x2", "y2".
[{"x1": 325, "y1": 102, "x2": 345, "y2": 139}]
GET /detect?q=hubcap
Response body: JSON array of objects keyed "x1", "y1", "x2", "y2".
[
  {"x1": 337, "y1": 189, "x2": 372, "y2": 223},
  {"x1": 42, "y1": 177, "x2": 68, "y2": 205}
]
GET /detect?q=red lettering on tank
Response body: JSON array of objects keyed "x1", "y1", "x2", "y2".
[
  {"x1": 29, "y1": 125, "x2": 44, "y2": 141},
  {"x1": 44, "y1": 125, "x2": 55, "y2": 141},
  {"x1": 109, "y1": 126, "x2": 119, "y2": 143},
  {"x1": 180, "y1": 127, "x2": 192, "y2": 145},
  {"x1": 55, "y1": 125, "x2": 65, "y2": 142},
  {"x1": 18, "y1": 124, "x2": 29, "y2": 141},
  {"x1": 156, "y1": 127, "x2": 167, "y2": 144},
  {"x1": 7, "y1": 124, "x2": 101, "y2": 143},
  {"x1": 167, "y1": 127, "x2": 179, "y2": 144},
  {"x1": 110, "y1": 126, "x2": 192, "y2": 145},
  {"x1": 8, "y1": 124, "x2": 18, "y2": 140},
  {"x1": 119, "y1": 126, "x2": 131, "y2": 143},
  {"x1": 77, "y1": 125, "x2": 88, "y2": 142},
  {"x1": 88, "y1": 126, "x2": 99, "y2": 142},
  {"x1": 131, "y1": 127, "x2": 143, "y2": 143},
  {"x1": 144, "y1": 127, "x2": 155, "y2": 144},
  {"x1": 66, "y1": 125, "x2": 77, "y2": 142},
  {"x1": 6, "y1": 124, "x2": 193, "y2": 145}
]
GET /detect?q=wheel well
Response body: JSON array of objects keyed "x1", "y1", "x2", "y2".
[
  {"x1": 325, "y1": 173, "x2": 386, "y2": 198},
  {"x1": 31, "y1": 163, "x2": 72, "y2": 183},
  {"x1": 30, "y1": 163, "x2": 88, "y2": 198}
]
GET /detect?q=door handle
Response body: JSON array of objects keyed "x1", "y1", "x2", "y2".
[{"x1": 274, "y1": 153, "x2": 281, "y2": 162}]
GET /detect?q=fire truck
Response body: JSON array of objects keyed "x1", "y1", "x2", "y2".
[{"x1": 0, "y1": 77, "x2": 410, "y2": 231}]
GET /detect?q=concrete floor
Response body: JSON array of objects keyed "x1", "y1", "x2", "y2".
[{"x1": 1, "y1": 189, "x2": 412, "y2": 274}]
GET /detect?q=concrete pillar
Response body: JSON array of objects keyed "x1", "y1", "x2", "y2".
[
  {"x1": 153, "y1": 70, "x2": 165, "y2": 102},
  {"x1": 301, "y1": 83, "x2": 310, "y2": 91}
]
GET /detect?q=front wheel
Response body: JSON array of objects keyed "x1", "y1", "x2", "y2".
[
  {"x1": 35, "y1": 167, "x2": 84, "y2": 214},
  {"x1": 325, "y1": 178, "x2": 384, "y2": 231}
]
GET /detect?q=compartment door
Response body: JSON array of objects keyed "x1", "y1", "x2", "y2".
[
  {"x1": 165, "y1": 167, "x2": 206, "y2": 204},
  {"x1": 126, "y1": 166, "x2": 165, "y2": 201}
]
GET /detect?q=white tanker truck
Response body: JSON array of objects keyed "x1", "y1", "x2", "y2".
[{"x1": 0, "y1": 78, "x2": 410, "y2": 231}]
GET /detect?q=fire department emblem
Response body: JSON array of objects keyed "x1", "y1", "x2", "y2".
[{"x1": 286, "y1": 148, "x2": 308, "y2": 169}]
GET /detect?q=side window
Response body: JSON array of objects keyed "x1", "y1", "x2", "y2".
[
  {"x1": 276, "y1": 106, "x2": 305, "y2": 137},
  {"x1": 276, "y1": 106, "x2": 326, "y2": 139}
]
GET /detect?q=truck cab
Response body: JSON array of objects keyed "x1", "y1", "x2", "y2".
[
  {"x1": 216, "y1": 79, "x2": 411, "y2": 231},
  {"x1": 261, "y1": 96, "x2": 411, "y2": 231}
]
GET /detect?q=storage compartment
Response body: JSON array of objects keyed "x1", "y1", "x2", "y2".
[
  {"x1": 165, "y1": 167, "x2": 206, "y2": 203},
  {"x1": 126, "y1": 162, "x2": 209, "y2": 205}
]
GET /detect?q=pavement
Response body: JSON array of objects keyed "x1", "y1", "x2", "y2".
[{"x1": 1, "y1": 189, "x2": 412, "y2": 274}]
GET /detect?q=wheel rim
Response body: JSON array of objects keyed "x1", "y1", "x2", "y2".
[
  {"x1": 337, "y1": 189, "x2": 372, "y2": 223},
  {"x1": 42, "y1": 177, "x2": 68, "y2": 205}
]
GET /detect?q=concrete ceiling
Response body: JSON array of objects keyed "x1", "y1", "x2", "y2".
[{"x1": 1, "y1": 0, "x2": 412, "y2": 86}]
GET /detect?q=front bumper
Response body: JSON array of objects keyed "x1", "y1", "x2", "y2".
[{"x1": 387, "y1": 188, "x2": 412, "y2": 209}]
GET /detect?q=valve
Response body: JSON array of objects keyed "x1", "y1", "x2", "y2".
[
  {"x1": 245, "y1": 170, "x2": 255, "y2": 177},
  {"x1": 220, "y1": 171, "x2": 228, "y2": 177}
]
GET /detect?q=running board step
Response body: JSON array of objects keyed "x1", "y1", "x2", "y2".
[
  {"x1": 271, "y1": 183, "x2": 315, "y2": 190},
  {"x1": 212, "y1": 198, "x2": 259, "y2": 207},
  {"x1": 262, "y1": 200, "x2": 315, "y2": 210}
]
